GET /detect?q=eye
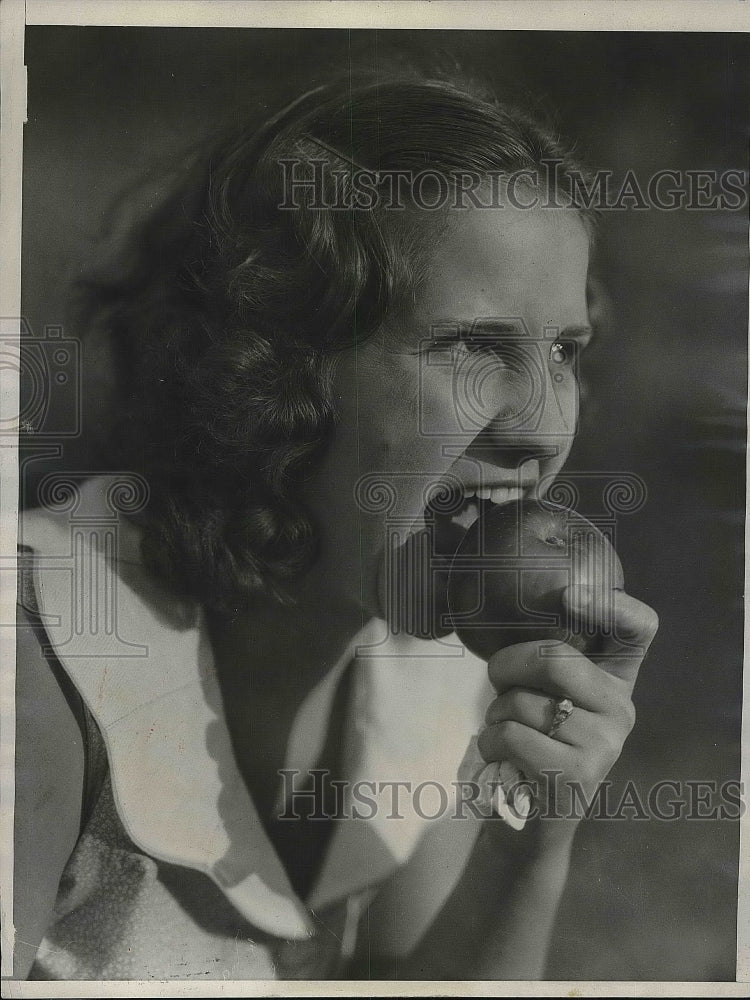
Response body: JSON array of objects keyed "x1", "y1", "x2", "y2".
[{"x1": 549, "y1": 340, "x2": 576, "y2": 365}]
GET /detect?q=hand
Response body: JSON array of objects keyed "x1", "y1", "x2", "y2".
[{"x1": 477, "y1": 584, "x2": 659, "y2": 845}]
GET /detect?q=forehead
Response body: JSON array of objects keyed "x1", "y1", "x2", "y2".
[{"x1": 411, "y1": 204, "x2": 591, "y2": 328}]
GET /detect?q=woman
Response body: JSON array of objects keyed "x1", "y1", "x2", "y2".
[{"x1": 15, "y1": 73, "x2": 658, "y2": 980}]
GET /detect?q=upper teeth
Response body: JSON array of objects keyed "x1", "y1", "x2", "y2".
[{"x1": 464, "y1": 486, "x2": 523, "y2": 505}]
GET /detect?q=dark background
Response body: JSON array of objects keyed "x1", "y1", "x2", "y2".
[{"x1": 21, "y1": 27, "x2": 748, "y2": 980}]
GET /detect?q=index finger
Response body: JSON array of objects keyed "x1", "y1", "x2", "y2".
[{"x1": 487, "y1": 641, "x2": 620, "y2": 714}]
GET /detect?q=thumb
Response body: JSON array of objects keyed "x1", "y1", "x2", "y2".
[{"x1": 563, "y1": 585, "x2": 659, "y2": 690}]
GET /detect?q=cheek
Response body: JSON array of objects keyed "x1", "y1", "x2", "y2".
[
  {"x1": 353, "y1": 361, "x2": 428, "y2": 462},
  {"x1": 548, "y1": 368, "x2": 579, "y2": 427},
  {"x1": 358, "y1": 376, "x2": 458, "y2": 527},
  {"x1": 326, "y1": 363, "x2": 439, "y2": 521}
]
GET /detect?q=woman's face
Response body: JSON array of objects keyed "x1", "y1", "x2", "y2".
[{"x1": 303, "y1": 202, "x2": 592, "y2": 622}]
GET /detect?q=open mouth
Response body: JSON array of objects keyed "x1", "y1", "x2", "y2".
[
  {"x1": 443, "y1": 484, "x2": 526, "y2": 525},
  {"x1": 379, "y1": 461, "x2": 542, "y2": 636},
  {"x1": 380, "y1": 480, "x2": 533, "y2": 637},
  {"x1": 425, "y1": 457, "x2": 541, "y2": 532},
  {"x1": 422, "y1": 482, "x2": 530, "y2": 558}
]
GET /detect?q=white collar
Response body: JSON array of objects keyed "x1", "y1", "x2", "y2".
[{"x1": 21, "y1": 476, "x2": 490, "y2": 939}]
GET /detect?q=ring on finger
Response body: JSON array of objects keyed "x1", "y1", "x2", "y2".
[{"x1": 547, "y1": 697, "x2": 575, "y2": 738}]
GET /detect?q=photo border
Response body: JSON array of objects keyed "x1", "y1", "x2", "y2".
[{"x1": 1, "y1": 2, "x2": 747, "y2": 996}]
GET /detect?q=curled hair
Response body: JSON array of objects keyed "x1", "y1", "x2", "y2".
[{"x1": 76, "y1": 72, "x2": 592, "y2": 615}]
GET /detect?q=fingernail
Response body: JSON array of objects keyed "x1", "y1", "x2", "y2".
[
  {"x1": 567, "y1": 584, "x2": 593, "y2": 609},
  {"x1": 489, "y1": 778, "x2": 509, "y2": 819},
  {"x1": 513, "y1": 787, "x2": 532, "y2": 818}
]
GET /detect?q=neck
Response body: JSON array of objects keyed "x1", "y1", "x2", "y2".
[
  {"x1": 206, "y1": 584, "x2": 370, "y2": 823},
  {"x1": 207, "y1": 583, "x2": 368, "y2": 706}
]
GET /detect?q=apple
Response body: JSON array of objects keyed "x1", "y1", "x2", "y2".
[{"x1": 447, "y1": 499, "x2": 625, "y2": 662}]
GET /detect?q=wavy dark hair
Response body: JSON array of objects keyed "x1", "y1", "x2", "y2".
[{"x1": 76, "y1": 72, "x2": 592, "y2": 615}]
